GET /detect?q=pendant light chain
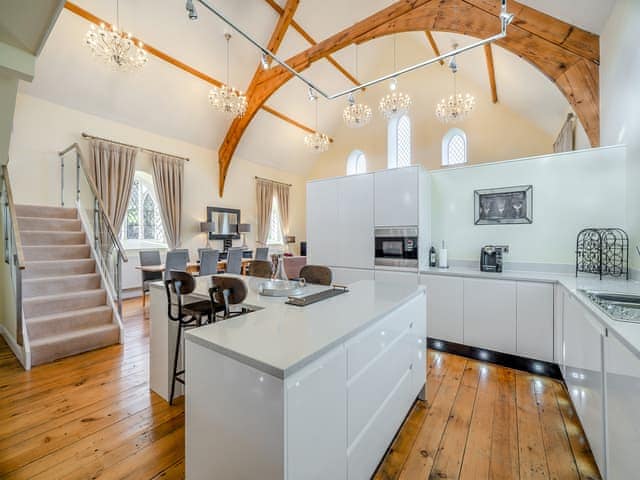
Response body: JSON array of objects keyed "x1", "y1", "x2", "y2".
[{"x1": 225, "y1": 33, "x2": 230, "y2": 86}]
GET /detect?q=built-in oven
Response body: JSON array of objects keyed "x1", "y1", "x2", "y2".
[{"x1": 374, "y1": 227, "x2": 418, "y2": 269}]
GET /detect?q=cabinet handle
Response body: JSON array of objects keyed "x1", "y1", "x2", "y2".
[{"x1": 409, "y1": 322, "x2": 414, "y2": 329}]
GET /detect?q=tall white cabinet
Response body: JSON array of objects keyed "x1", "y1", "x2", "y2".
[{"x1": 374, "y1": 167, "x2": 419, "y2": 227}]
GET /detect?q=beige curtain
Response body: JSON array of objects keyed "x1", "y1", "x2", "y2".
[
  {"x1": 553, "y1": 113, "x2": 577, "y2": 153},
  {"x1": 256, "y1": 179, "x2": 274, "y2": 245},
  {"x1": 151, "y1": 153, "x2": 184, "y2": 249},
  {"x1": 89, "y1": 139, "x2": 137, "y2": 233},
  {"x1": 274, "y1": 183, "x2": 290, "y2": 241}
]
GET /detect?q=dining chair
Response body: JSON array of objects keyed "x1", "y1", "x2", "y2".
[
  {"x1": 254, "y1": 247, "x2": 269, "y2": 261},
  {"x1": 139, "y1": 250, "x2": 162, "y2": 307},
  {"x1": 249, "y1": 260, "x2": 272, "y2": 279},
  {"x1": 299, "y1": 265, "x2": 332, "y2": 286},
  {"x1": 226, "y1": 248, "x2": 243, "y2": 275},
  {"x1": 164, "y1": 249, "x2": 189, "y2": 280},
  {"x1": 197, "y1": 248, "x2": 211, "y2": 261},
  {"x1": 199, "y1": 249, "x2": 220, "y2": 276}
]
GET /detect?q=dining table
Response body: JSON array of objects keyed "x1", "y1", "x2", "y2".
[{"x1": 135, "y1": 258, "x2": 252, "y2": 276}]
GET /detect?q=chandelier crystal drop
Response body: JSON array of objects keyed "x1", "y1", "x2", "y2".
[
  {"x1": 304, "y1": 93, "x2": 330, "y2": 153},
  {"x1": 84, "y1": 1, "x2": 148, "y2": 71},
  {"x1": 436, "y1": 52, "x2": 475, "y2": 123},
  {"x1": 343, "y1": 94, "x2": 372, "y2": 128},
  {"x1": 209, "y1": 33, "x2": 248, "y2": 117},
  {"x1": 379, "y1": 36, "x2": 411, "y2": 119}
]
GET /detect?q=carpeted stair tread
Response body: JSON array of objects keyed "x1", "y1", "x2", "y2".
[
  {"x1": 23, "y1": 273, "x2": 102, "y2": 298},
  {"x1": 23, "y1": 244, "x2": 91, "y2": 261},
  {"x1": 21, "y1": 230, "x2": 87, "y2": 246},
  {"x1": 17, "y1": 217, "x2": 82, "y2": 232},
  {"x1": 23, "y1": 259, "x2": 96, "y2": 279},
  {"x1": 27, "y1": 306, "x2": 113, "y2": 339},
  {"x1": 29, "y1": 323, "x2": 120, "y2": 366},
  {"x1": 15, "y1": 204, "x2": 78, "y2": 219},
  {"x1": 23, "y1": 289, "x2": 107, "y2": 317}
]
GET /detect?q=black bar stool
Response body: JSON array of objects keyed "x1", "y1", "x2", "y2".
[
  {"x1": 209, "y1": 276, "x2": 249, "y2": 320},
  {"x1": 164, "y1": 270, "x2": 215, "y2": 405}
]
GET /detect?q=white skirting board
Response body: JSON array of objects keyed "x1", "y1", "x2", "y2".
[{"x1": 0, "y1": 324, "x2": 29, "y2": 370}]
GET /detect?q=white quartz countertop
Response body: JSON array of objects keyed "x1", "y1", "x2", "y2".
[
  {"x1": 422, "y1": 266, "x2": 640, "y2": 360},
  {"x1": 154, "y1": 277, "x2": 424, "y2": 379}
]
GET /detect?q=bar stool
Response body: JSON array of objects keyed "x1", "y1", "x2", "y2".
[
  {"x1": 164, "y1": 270, "x2": 214, "y2": 405},
  {"x1": 248, "y1": 260, "x2": 272, "y2": 278},
  {"x1": 209, "y1": 276, "x2": 249, "y2": 320},
  {"x1": 299, "y1": 265, "x2": 332, "y2": 285}
]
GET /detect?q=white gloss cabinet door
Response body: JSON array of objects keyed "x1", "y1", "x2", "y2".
[
  {"x1": 374, "y1": 269, "x2": 418, "y2": 286},
  {"x1": 337, "y1": 174, "x2": 374, "y2": 269},
  {"x1": 306, "y1": 180, "x2": 339, "y2": 266},
  {"x1": 563, "y1": 293, "x2": 606, "y2": 477},
  {"x1": 419, "y1": 275, "x2": 463, "y2": 344},
  {"x1": 516, "y1": 282, "x2": 554, "y2": 361},
  {"x1": 374, "y1": 167, "x2": 418, "y2": 227},
  {"x1": 330, "y1": 267, "x2": 374, "y2": 285},
  {"x1": 286, "y1": 346, "x2": 347, "y2": 480},
  {"x1": 605, "y1": 333, "x2": 640, "y2": 480},
  {"x1": 463, "y1": 278, "x2": 517, "y2": 354}
]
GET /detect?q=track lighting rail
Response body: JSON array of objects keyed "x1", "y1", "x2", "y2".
[{"x1": 191, "y1": 0, "x2": 514, "y2": 101}]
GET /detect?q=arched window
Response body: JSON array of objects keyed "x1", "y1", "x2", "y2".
[
  {"x1": 442, "y1": 128, "x2": 468, "y2": 166},
  {"x1": 122, "y1": 171, "x2": 166, "y2": 247},
  {"x1": 346, "y1": 150, "x2": 367, "y2": 175},
  {"x1": 387, "y1": 114, "x2": 411, "y2": 169}
]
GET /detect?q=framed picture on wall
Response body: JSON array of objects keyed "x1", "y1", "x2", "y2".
[{"x1": 474, "y1": 185, "x2": 533, "y2": 225}]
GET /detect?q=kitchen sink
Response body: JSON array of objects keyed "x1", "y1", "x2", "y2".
[{"x1": 580, "y1": 290, "x2": 640, "y2": 323}]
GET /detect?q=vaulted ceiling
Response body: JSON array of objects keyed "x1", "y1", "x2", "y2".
[{"x1": 20, "y1": 0, "x2": 615, "y2": 190}]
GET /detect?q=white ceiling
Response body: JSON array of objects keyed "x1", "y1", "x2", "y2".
[{"x1": 19, "y1": 0, "x2": 614, "y2": 174}]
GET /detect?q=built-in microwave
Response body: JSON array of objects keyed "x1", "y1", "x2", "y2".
[{"x1": 374, "y1": 227, "x2": 418, "y2": 269}]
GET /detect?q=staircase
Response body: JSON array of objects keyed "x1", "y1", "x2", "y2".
[{"x1": 16, "y1": 204, "x2": 120, "y2": 366}]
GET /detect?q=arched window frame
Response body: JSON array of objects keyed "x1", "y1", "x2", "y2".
[
  {"x1": 442, "y1": 128, "x2": 468, "y2": 166},
  {"x1": 121, "y1": 171, "x2": 166, "y2": 249},
  {"x1": 387, "y1": 113, "x2": 411, "y2": 169},
  {"x1": 346, "y1": 150, "x2": 367, "y2": 175}
]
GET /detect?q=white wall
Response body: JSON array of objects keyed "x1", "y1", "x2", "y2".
[
  {"x1": 430, "y1": 146, "x2": 628, "y2": 268},
  {"x1": 601, "y1": 0, "x2": 640, "y2": 270},
  {"x1": 8, "y1": 94, "x2": 307, "y2": 288}
]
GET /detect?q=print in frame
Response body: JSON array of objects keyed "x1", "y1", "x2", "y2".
[{"x1": 474, "y1": 185, "x2": 533, "y2": 225}]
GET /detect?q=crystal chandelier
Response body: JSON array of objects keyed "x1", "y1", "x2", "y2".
[
  {"x1": 209, "y1": 33, "x2": 248, "y2": 117},
  {"x1": 304, "y1": 91, "x2": 330, "y2": 152},
  {"x1": 379, "y1": 36, "x2": 411, "y2": 119},
  {"x1": 343, "y1": 46, "x2": 372, "y2": 128},
  {"x1": 84, "y1": 0, "x2": 148, "y2": 71},
  {"x1": 436, "y1": 52, "x2": 475, "y2": 123}
]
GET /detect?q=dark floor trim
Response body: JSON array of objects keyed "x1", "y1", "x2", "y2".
[{"x1": 427, "y1": 338, "x2": 562, "y2": 380}]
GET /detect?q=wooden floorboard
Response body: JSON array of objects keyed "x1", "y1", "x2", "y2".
[{"x1": 0, "y1": 299, "x2": 601, "y2": 479}]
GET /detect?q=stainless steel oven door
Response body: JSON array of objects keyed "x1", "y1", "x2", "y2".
[{"x1": 374, "y1": 227, "x2": 418, "y2": 269}]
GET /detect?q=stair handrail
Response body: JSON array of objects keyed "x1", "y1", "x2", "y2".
[
  {"x1": 1, "y1": 164, "x2": 25, "y2": 347},
  {"x1": 58, "y1": 143, "x2": 128, "y2": 263}
]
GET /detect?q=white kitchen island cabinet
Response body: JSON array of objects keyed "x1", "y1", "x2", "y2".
[{"x1": 182, "y1": 279, "x2": 427, "y2": 480}]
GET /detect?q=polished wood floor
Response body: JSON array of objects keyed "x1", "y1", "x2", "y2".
[{"x1": 0, "y1": 299, "x2": 601, "y2": 479}]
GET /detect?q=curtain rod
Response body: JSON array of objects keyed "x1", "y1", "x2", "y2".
[
  {"x1": 81, "y1": 133, "x2": 190, "y2": 161},
  {"x1": 255, "y1": 176, "x2": 292, "y2": 187}
]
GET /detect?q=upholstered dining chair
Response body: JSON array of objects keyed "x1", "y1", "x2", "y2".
[
  {"x1": 199, "y1": 249, "x2": 220, "y2": 276},
  {"x1": 226, "y1": 248, "x2": 243, "y2": 275},
  {"x1": 254, "y1": 247, "x2": 269, "y2": 261},
  {"x1": 164, "y1": 249, "x2": 189, "y2": 280},
  {"x1": 139, "y1": 250, "x2": 162, "y2": 307},
  {"x1": 299, "y1": 265, "x2": 332, "y2": 286},
  {"x1": 249, "y1": 260, "x2": 272, "y2": 279}
]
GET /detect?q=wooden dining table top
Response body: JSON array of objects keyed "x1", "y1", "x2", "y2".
[{"x1": 135, "y1": 258, "x2": 252, "y2": 273}]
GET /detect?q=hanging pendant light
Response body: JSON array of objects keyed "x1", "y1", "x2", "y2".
[
  {"x1": 304, "y1": 91, "x2": 330, "y2": 153},
  {"x1": 343, "y1": 46, "x2": 372, "y2": 128},
  {"x1": 84, "y1": 0, "x2": 148, "y2": 71},
  {"x1": 379, "y1": 35, "x2": 411, "y2": 119},
  {"x1": 208, "y1": 33, "x2": 248, "y2": 117},
  {"x1": 436, "y1": 46, "x2": 475, "y2": 123}
]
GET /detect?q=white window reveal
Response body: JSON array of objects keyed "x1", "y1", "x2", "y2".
[
  {"x1": 266, "y1": 195, "x2": 284, "y2": 245},
  {"x1": 121, "y1": 171, "x2": 166, "y2": 249},
  {"x1": 387, "y1": 114, "x2": 411, "y2": 169},
  {"x1": 346, "y1": 150, "x2": 367, "y2": 175},
  {"x1": 442, "y1": 128, "x2": 468, "y2": 166}
]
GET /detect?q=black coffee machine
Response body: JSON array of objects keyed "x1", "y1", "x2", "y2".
[{"x1": 480, "y1": 245, "x2": 509, "y2": 272}]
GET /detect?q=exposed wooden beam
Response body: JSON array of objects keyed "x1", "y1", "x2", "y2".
[
  {"x1": 484, "y1": 44, "x2": 498, "y2": 103},
  {"x1": 262, "y1": 0, "x2": 360, "y2": 86},
  {"x1": 62, "y1": 2, "x2": 319, "y2": 142},
  {"x1": 424, "y1": 31, "x2": 444, "y2": 66},
  {"x1": 219, "y1": 0, "x2": 600, "y2": 195}
]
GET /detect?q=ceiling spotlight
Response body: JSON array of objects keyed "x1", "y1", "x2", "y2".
[
  {"x1": 186, "y1": 0, "x2": 198, "y2": 20},
  {"x1": 307, "y1": 87, "x2": 318, "y2": 102},
  {"x1": 389, "y1": 78, "x2": 397, "y2": 91},
  {"x1": 260, "y1": 53, "x2": 271, "y2": 70}
]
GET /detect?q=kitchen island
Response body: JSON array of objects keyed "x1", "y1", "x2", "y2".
[{"x1": 149, "y1": 276, "x2": 426, "y2": 480}]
